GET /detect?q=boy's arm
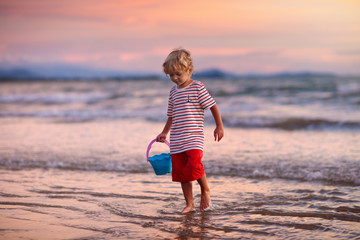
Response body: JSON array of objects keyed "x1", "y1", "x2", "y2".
[
  {"x1": 156, "y1": 117, "x2": 172, "y2": 142},
  {"x1": 210, "y1": 104, "x2": 224, "y2": 142}
]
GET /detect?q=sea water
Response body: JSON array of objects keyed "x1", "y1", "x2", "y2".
[{"x1": 0, "y1": 77, "x2": 359, "y2": 239}]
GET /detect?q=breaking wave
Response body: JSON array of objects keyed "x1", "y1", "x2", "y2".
[
  {"x1": 0, "y1": 156, "x2": 359, "y2": 186},
  {"x1": 222, "y1": 117, "x2": 360, "y2": 130}
]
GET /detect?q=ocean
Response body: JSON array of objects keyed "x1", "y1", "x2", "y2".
[{"x1": 0, "y1": 76, "x2": 359, "y2": 239}]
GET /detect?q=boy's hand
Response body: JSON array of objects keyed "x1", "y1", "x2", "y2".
[
  {"x1": 214, "y1": 126, "x2": 224, "y2": 142},
  {"x1": 156, "y1": 132, "x2": 167, "y2": 142}
]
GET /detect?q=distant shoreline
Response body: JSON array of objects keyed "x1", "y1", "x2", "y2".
[{"x1": 0, "y1": 67, "x2": 343, "y2": 82}]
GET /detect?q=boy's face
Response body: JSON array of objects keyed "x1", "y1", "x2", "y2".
[{"x1": 169, "y1": 70, "x2": 192, "y2": 88}]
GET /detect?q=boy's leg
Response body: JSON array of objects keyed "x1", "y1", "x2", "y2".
[
  {"x1": 197, "y1": 174, "x2": 211, "y2": 211},
  {"x1": 181, "y1": 181, "x2": 194, "y2": 213}
]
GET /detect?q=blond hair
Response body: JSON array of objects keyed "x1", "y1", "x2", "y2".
[{"x1": 162, "y1": 48, "x2": 194, "y2": 75}]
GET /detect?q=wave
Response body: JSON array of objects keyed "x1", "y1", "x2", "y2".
[
  {"x1": 209, "y1": 79, "x2": 360, "y2": 96},
  {"x1": 1, "y1": 78, "x2": 360, "y2": 131},
  {"x1": 222, "y1": 117, "x2": 360, "y2": 130},
  {"x1": 205, "y1": 163, "x2": 360, "y2": 186},
  {"x1": 1, "y1": 157, "x2": 359, "y2": 186},
  {"x1": 1, "y1": 111, "x2": 359, "y2": 131},
  {"x1": 0, "y1": 92, "x2": 126, "y2": 104}
]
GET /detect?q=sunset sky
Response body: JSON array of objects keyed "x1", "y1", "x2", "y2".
[{"x1": 1, "y1": 0, "x2": 359, "y2": 75}]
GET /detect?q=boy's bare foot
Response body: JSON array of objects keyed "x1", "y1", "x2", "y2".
[
  {"x1": 181, "y1": 205, "x2": 195, "y2": 213},
  {"x1": 200, "y1": 190, "x2": 211, "y2": 211}
]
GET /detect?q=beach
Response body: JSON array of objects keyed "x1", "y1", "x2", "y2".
[{"x1": 0, "y1": 78, "x2": 360, "y2": 239}]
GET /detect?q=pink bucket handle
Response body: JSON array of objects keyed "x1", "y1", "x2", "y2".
[{"x1": 146, "y1": 138, "x2": 170, "y2": 162}]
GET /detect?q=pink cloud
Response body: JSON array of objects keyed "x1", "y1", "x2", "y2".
[
  {"x1": 63, "y1": 54, "x2": 103, "y2": 63},
  {"x1": 119, "y1": 53, "x2": 143, "y2": 62}
]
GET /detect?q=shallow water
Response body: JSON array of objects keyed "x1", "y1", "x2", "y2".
[{"x1": 1, "y1": 118, "x2": 359, "y2": 186}]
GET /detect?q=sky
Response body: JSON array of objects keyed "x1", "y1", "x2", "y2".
[{"x1": 0, "y1": 0, "x2": 360, "y2": 75}]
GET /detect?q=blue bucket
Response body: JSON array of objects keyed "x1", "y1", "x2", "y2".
[
  {"x1": 146, "y1": 139, "x2": 171, "y2": 175},
  {"x1": 149, "y1": 153, "x2": 171, "y2": 175}
]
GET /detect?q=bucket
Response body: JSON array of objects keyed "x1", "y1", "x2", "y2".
[{"x1": 146, "y1": 139, "x2": 171, "y2": 175}]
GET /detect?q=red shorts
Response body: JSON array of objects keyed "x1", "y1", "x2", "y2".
[{"x1": 171, "y1": 149, "x2": 204, "y2": 182}]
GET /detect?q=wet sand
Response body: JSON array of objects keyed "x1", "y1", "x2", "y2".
[{"x1": 2, "y1": 167, "x2": 360, "y2": 239}]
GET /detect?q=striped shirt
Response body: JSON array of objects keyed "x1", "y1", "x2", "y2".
[{"x1": 167, "y1": 80, "x2": 216, "y2": 154}]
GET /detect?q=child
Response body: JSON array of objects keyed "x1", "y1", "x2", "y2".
[{"x1": 156, "y1": 48, "x2": 224, "y2": 213}]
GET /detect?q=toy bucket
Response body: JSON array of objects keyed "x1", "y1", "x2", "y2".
[{"x1": 146, "y1": 139, "x2": 171, "y2": 175}]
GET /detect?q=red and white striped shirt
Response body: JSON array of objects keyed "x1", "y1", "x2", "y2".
[{"x1": 167, "y1": 80, "x2": 216, "y2": 154}]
